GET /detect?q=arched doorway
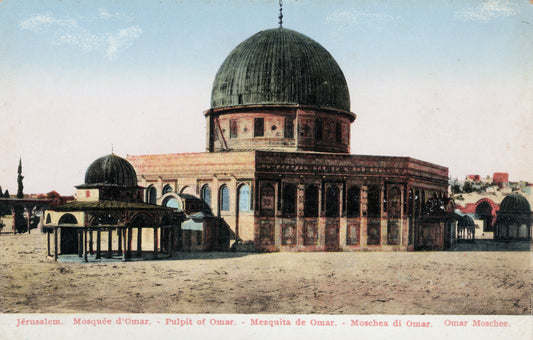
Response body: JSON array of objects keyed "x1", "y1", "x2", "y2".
[
  {"x1": 130, "y1": 213, "x2": 156, "y2": 254},
  {"x1": 58, "y1": 213, "x2": 79, "y2": 254},
  {"x1": 475, "y1": 201, "x2": 494, "y2": 232}
]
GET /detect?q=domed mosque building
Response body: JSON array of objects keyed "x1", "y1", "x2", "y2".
[{"x1": 128, "y1": 10, "x2": 451, "y2": 251}]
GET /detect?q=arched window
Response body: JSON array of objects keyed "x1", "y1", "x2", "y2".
[
  {"x1": 254, "y1": 118, "x2": 264, "y2": 137},
  {"x1": 164, "y1": 197, "x2": 180, "y2": 209},
  {"x1": 408, "y1": 189, "x2": 414, "y2": 217},
  {"x1": 130, "y1": 214, "x2": 154, "y2": 227},
  {"x1": 335, "y1": 122, "x2": 342, "y2": 143},
  {"x1": 46, "y1": 214, "x2": 51, "y2": 224},
  {"x1": 347, "y1": 186, "x2": 360, "y2": 218},
  {"x1": 304, "y1": 185, "x2": 319, "y2": 217},
  {"x1": 408, "y1": 189, "x2": 415, "y2": 245},
  {"x1": 91, "y1": 213, "x2": 117, "y2": 226},
  {"x1": 180, "y1": 186, "x2": 196, "y2": 196},
  {"x1": 388, "y1": 187, "x2": 402, "y2": 219},
  {"x1": 260, "y1": 184, "x2": 275, "y2": 216},
  {"x1": 238, "y1": 184, "x2": 251, "y2": 212},
  {"x1": 220, "y1": 185, "x2": 230, "y2": 212},
  {"x1": 367, "y1": 185, "x2": 381, "y2": 218},
  {"x1": 201, "y1": 185, "x2": 211, "y2": 207},
  {"x1": 282, "y1": 184, "x2": 297, "y2": 216},
  {"x1": 421, "y1": 190, "x2": 426, "y2": 213},
  {"x1": 147, "y1": 186, "x2": 157, "y2": 205},
  {"x1": 325, "y1": 185, "x2": 340, "y2": 217},
  {"x1": 415, "y1": 190, "x2": 421, "y2": 216},
  {"x1": 387, "y1": 187, "x2": 402, "y2": 245},
  {"x1": 58, "y1": 213, "x2": 78, "y2": 225},
  {"x1": 162, "y1": 184, "x2": 173, "y2": 194}
]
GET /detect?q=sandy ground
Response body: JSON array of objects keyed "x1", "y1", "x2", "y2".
[{"x1": 0, "y1": 232, "x2": 531, "y2": 315}]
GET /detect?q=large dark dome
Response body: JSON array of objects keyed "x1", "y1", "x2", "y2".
[
  {"x1": 85, "y1": 154, "x2": 138, "y2": 186},
  {"x1": 499, "y1": 193, "x2": 531, "y2": 213},
  {"x1": 211, "y1": 28, "x2": 350, "y2": 112}
]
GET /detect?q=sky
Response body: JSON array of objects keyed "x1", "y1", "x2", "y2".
[{"x1": 0, "y1": 0, "x2": 532, "y2": 195}]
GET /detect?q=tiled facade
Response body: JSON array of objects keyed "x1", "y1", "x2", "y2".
[
  {"x1": 126, "y1": 26, "x2": 452, "y2": 252},
  {"x1": 128, "y1": 151, "x2": 450, "y2": 251}
]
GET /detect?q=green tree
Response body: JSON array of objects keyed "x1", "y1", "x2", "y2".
[
  {"x1": 14, "y1": 159, "x2": 26, "y2": 233},
  {"x1": 17, "y1": 158, "x2": 24, "y2": 199}
]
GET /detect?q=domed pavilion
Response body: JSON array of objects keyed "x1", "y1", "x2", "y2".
[
  {"x1": 494, "y1": 193, "x2": 531, "y2": 241},
  {"x1": 44, "y1": 154, "x2": 183, "y2": 261},
  {"x1": 128, "y1": 19, "x2": 451, "y2": 251}
]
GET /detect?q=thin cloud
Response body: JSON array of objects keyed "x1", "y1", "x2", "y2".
[
  {"x1": 327, "y1": 9, "x2": 397, "y2": 31},
  {"x1": 98, "y1": 8, "x2": 132, "y2": 21},
  {"x1": 454, "y1": 0, "x2": 517, "y2": 22},
  {"x1": 19, "y1": 14, "x2": 78, "y2": 31},
  {"x1": 19, "y1": 10, "x2": 142, "y2": 61}
]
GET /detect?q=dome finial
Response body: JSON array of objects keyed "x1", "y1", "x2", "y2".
[
  {"x1": 111, "y1": 143, "x2": 114, "y2": 154},
  {"x1": 278, "y1": 0, "x2": 283, "y2": 28}
]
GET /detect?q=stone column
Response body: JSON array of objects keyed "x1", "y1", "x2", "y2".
[
  {"x1": 360, "y1": 186, "x2": 368, "y2": 246},
  {"x1": 380, "y1": 184, "x2": 387, "y2": 246},
  {"x1": 274, "y1": 181, "x2": 281, "y2": 248},
  {"x1": 77, "y1": 229, "x2": 83, "y2": 258},
  {"x1": 153, "y1": 227, "x2": 159, "y2": 259},
  {"x1": 47, "y1": 231, "x2": 51, "y2": 257},
  {"x1": 107, "y1": 229, "x2": 113, "y2": 259},
  {"x1": 230, "y1": 176, "x2": 238, "y2": 239},
  {"x1": 54, "y1": 227, "x2": 58, "y2": 261},
  {"x1": 296, "y1": 183, "x2": 305, "y2": 247},
  {"x1": 89, "y1": 230, "x2": 94, "y2": 255},
  {"x1": 137, "y1": 227, "x2": 142, "y2": 256},
  {"x1": 212, "y1": 175, "x2": 220, "y2": 216},
  {"x1": 339, "y1": 182, "x2": 347, "y2": 249},
  {"x1": 117, "y1": 228, "x2": 122, "y2": 254},
  {"x1": 96, "y1": 230, "x2": 101, "y2": 260},
  {"x1": 83, "y1": 228, "x2": 88, "y2": 262},
  {"x1": 399, "y1": 186, "x2": 407, "y2": 247},
  {"x1": 318, "y1": 181, "x2": 325, "y2": 249}
]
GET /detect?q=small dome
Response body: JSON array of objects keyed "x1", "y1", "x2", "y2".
[
  {"x1": 458, "y1": 215, "x2": 476, "y2": 227},
  {"x1": 85, "y1": 154, "x2": 138, "y2": 186},
  {"x1": 211, "y1": 28, "x2": 350, "y2": 112},
  {"x1": 499, "y1": 193, "x2": 531, "y2": 213}
]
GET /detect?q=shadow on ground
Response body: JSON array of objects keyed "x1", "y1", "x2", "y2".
[
  {"x1": 56, "y1": 251, "x2": 258, "y2": 263},
  {"x1": 449, "y1": 239, "x2": 531, "y2": 251}
]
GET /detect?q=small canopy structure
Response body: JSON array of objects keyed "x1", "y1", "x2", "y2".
[
  {"x1": 456, "y1": 214, "x2": 476, "y2": 242},
  {"x1": 44, "y1": 200, "x2": 184, "y2": 262},
  {"x1": 494, "y1": 193, "x2": 531, "y2": 241}
]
